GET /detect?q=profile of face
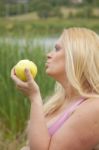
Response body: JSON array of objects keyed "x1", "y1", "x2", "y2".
[{"x1": 45, "y1": 38, "x2": 66, "y2": 81}]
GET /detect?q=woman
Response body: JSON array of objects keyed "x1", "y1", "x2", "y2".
[{"x1": 11, "y1": 27, "x2": 99, "y2": 150}]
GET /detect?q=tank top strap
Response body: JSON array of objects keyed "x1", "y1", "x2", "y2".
[{"x1": 48, "y1": 97, "x2": 86, "y2": 136}]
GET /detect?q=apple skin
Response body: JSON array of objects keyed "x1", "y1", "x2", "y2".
[{"x1": 14, "y1": 59, "x2": 37, "y2": 81}]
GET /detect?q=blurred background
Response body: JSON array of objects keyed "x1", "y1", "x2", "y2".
[{"x1": 0, "y1": 0, "x2": 99, "y2": 149}]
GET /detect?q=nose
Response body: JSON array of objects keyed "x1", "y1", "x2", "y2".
[
  {"x1": 47, "y1": 52, "x2": 52, "y2": 59},
  {"x1": 47, "y1": 51, "x2": 54, "y2": 59}
]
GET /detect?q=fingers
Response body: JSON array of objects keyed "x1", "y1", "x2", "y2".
[
  {"x1": 11, "y1": 67, "x2": 35, "y2": 92},
  {"x1": 11, "y1": 67, "x2": 15, "y2": 77},
  {"x1": 11, "y1": 67, "x2": 33, "y2": 83},
  {"x1": 11, "y1": 67, "x2": 17, "y2": 81},
  {"x1": 11, "y1": 67, "x2": 26, "y2": 87},
  {"x1": 25, "y1": 68, "x2": 33, "y2": 82}
]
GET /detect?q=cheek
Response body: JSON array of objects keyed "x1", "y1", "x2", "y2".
[{"x1": 56, "y1": 61, "x2": 65, "y2": 73}]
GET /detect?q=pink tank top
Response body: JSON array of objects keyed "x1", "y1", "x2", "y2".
[{"x1": 48, "y1": 97, "x2": 85, "y2": 136}]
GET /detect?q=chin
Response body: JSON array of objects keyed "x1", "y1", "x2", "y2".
[
  {"x1": 45, "y1": 67, "x2": 60, "y2": 79},
  {"x1": 45, "y1": 69, "x2": 51, "y2": 76},
  {"x1": 45, "y1": 68, "x2": 52, "y2": 75},
  {"x1": 45, "y1": 71, "x2": 57, "y2": 80}
]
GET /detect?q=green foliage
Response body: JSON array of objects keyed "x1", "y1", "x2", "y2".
[
  {"x1": 74, "y1": 6, "x2": 94, "y2": 18},
  {"x1": 0, "y1": 1, "x2": 5, "y2": 16},
  {"x1": 83, "y1": 0, "x2": 94, "y2": 4},
  {"x1": 0, "y1": 0, "x2": 99, "y2": 17},
  {"x1": 37, "y1": 2, "x2": 52, "y2": 18},
  {"x1": 0, "y1": 18, "x2": 99, "y2": 37},
  {"x1": 37, "y1": 3, "x2": 62, "y2": 18}
]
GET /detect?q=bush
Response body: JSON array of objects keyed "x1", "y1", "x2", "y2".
[
  {"x1": 74, "y1": 6, "x2": 94, "y2": 18},
  {"x1": 37, "y1": 3, "x2": 52, "y2": 18}
]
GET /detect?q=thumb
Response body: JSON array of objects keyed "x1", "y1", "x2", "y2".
[{"x1": 25, "y1": 68, "x2": 33, "y2": 81}]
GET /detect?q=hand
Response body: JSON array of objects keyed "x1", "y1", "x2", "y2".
[{"x1": 11, "y1": 67, "x2": 40, "y2": 101}]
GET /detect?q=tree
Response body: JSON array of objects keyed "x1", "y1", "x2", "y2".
[
  {"x1": 0, "y1": 0, "x2": 5, "y2": 16},
  {"x1": 37, "y1": 2, "x2": 52, "y2": 18}
]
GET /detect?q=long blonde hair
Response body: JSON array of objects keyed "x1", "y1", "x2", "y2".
[{"x1": 44, "y1": 27, "x2": 99, "y2": 116}]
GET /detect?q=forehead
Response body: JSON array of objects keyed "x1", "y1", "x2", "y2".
[{"x1": 55, "y1": 38, "x2": 62, "y2": 47}]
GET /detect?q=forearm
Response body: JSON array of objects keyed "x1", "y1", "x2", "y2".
[{"x1": 27, "y1": 94, "x2": 51, "y2": 150}]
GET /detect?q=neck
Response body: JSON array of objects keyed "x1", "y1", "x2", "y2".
[{"x1": 59, "y1": 78, "x2": 81, "y2": 102}]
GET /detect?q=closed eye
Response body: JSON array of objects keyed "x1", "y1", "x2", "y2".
[{"x1": 55, "y1": 46, "x2": 61, "y2": 52}]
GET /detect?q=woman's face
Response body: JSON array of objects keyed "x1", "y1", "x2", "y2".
[{"x1": 45, "y1": 39, "x2": 66, "y2": 81}]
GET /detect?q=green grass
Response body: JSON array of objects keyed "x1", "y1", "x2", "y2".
[
  {"x1": 0, "y1": 39, "x2": 55, "y2": 149},
  {"x1": 0, "y1": 17, "x2": 99, "y2": 37}
]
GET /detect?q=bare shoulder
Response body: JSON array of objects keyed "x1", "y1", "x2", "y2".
[
  {"x1": 76, "y1": 97, "x2": 99, "y2": 114},
  {"x1": 49, "y1": 98, "x2": 99, "y2": 150}
]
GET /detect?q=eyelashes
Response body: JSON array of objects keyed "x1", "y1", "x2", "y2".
[{"x1": 55, "y1": 46, "x2": 61, "y2": 52}]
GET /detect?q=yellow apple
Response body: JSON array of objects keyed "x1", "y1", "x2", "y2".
[{"x1": 14, "y1": 59, "x2": 37, "y2": 81}]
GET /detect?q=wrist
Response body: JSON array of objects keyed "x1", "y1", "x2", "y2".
[{"x1": 29, "y1": 93, "x2": 42, "y2": 103}]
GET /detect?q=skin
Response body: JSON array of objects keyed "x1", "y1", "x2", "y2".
[
  {"x1": 11, "y1": 39, "x2": 99, "y2": 150},
  {"x1": 45, "y1": 40, "x2": 66, "y2": 81}
]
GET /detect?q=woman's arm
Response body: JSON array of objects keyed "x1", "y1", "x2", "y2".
[
  {"x1": 11, "y1": 68, "x2": 99, "y2": 150},
  {"x1": 27, "y1": 94, "x2": 51, "y2": 150},
  {"x1": 11, "y1": 68, "x2": 51, "y2": 150}
]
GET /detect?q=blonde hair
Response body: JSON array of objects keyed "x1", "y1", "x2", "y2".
[{"x1": 44, "y1": 27, "x2": 99, "y2": 116}]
